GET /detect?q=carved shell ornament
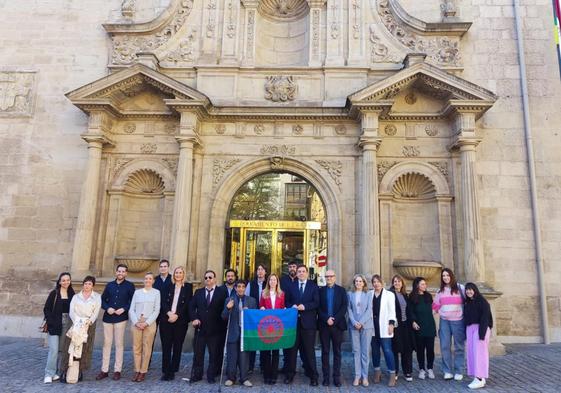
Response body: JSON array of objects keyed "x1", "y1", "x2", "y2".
[
  {"x1": 392, "y1": 172, "x2": 435, "y2": 199},
  {"x1": 258, "y1": 0, "x2": 309, "y2": 21},
  {"x1": 124, "y1": 169, "x2": 165, "y2": 194}
]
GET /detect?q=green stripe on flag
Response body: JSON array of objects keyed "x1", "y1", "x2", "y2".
[{"x1": 242, "y1": 327, "x2": 297, "y2": 351}]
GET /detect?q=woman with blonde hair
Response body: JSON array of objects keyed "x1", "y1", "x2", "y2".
[
  {"x1": 347, "y1": 274, "x2": 373, "y2": 386},
  {"x1": 259, "y1": 273, "x2": 285, "y2": 384},
  {"x1": 129, "y1": 272, "x2": 160, "y2": 382},
  {"x1": 159, "y1": 266, "x2": 193, "y2": 381},
  {"x1": 389, "y1": 274, "x2": 415, "y2": 382}
]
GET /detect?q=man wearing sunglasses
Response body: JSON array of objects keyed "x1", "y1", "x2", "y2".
[{"x1": 189, "y1": 270, "x2": 228, "y2": 383}]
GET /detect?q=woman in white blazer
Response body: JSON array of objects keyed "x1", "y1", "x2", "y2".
[
  {"x1": 347, "y1": 274, "x2": 374, "y2": 387},
  {"x1": 371, "y1": 274, "x2": 397, "y2": 387}
]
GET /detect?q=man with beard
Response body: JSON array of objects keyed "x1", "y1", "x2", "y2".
[
  {"x1": 221, "y1": 269, "x2": 237, "y2": 297},
  {"x1": 280, "y1": 261, "x2": 299, "y2": 374}
]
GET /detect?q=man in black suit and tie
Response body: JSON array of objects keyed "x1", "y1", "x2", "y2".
[
  {"x1": 221, "y1": 280, "x2": 258, "y2": 387},
  {"x1": 284, "y1": 264, "x2": 320, "y2": 386},
  {"x1": 189, "y1": 270, "x2": 228, "y2": 383},
  {"x1": 318, "y1": 269, "x2": 348, "y2": 387}
]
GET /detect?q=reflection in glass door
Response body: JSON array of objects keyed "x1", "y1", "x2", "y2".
[
  {"x1": 278, "y1": 231, "x2": 304, "y2": 277},
  {"x1": 244, "y1": 231, "x2": 273, "y2": 280}
]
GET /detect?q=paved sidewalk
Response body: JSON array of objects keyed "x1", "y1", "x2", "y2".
[{"x1": 1, "y1": 337, "x2": 559, "y2": 393}]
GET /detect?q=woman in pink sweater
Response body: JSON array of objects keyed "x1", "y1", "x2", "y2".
[{"x1": 432, "y1": 268, "x2": 465, "y2": 381}]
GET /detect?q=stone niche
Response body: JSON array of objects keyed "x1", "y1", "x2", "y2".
[{"x1": 256, "y1": 0, "x2": 310, "y2": 66}]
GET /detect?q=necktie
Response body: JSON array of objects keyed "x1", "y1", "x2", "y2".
[
  {"x1": 299, "y1": 283, "x2": 304, "y2": 300},
  {"x1": 206, "y1": 288, "x2": 213, "y2": 305},
  {"x1": 239, "y1": 298, "x2": 243, "y2": 326}
]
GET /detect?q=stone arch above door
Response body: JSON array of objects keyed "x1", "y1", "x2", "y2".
[{"x1": 204, "y1": 157, "x2": 344, "y2": 281}]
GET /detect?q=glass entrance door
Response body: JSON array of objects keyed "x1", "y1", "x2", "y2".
[{"x1": 244, "y1": 230, "x2": 273, "y2": 280}]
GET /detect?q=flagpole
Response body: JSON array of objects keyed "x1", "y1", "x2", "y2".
[{"x1": 219, "y1": 300, "x2": 233, "y2": 392}]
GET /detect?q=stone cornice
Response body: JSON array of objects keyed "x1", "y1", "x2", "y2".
[
  {"x1": 448, "y1": 136, "x2": 482, "y2": 151},
  {"x1": 81, "y1": 133, "x2": 115, "y2": 147}
]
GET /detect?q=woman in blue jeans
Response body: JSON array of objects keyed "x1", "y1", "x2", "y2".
[
  {"x1": 433, "y1": 268, "x2": 465, "y2": 381},
  {"x1": 43, "y1": 272, "x2": 75, "y2": 383},
  {"x1": 370, "y1": 275, "x2": 397, "y2": 387}
]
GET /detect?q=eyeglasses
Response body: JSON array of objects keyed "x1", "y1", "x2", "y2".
[
  {"x1": 204, "y1": 276, "x2": 214, "y2": 280},
  {"x1": 325, "y1": 275, "x2": 335, "y2": 278}
]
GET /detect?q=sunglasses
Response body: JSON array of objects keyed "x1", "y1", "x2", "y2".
[{"x1": 204, "y1": 276, "x2": 214, "y2": 280}]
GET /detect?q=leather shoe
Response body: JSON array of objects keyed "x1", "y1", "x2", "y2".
[
  {"x1": 112, "y1": 372, "x2": 121, "y2": 381},
  {"x1": 284, "y1": 377, "x2": 293, "y2": 384},
  {"x1": 311, "y1": 379, "x2": 319, "y2": 386},
  {"x1": 95, "y1": 371, "x2": 109, "y2": 380},
  {"x1": 160, "y1": 374, "x2": 169, "y2": 381},
  {"x1": 132, "y1": 372, "x2": 140, "y2": 382},
  {"x1": 137, "y1": 373, "x2": 146, "y2": 382},
  {"x1": 208, "y1": 377, "x2": 216, "y2": 384},
  {"x1": 322, "y1": 380, "x2": 330, "y2": 386},
  {"x1": 334, "y1": 380, "x2": 341, "y2": 387}
]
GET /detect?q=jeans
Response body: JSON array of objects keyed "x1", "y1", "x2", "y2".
[
  {"x1": 371, "y1": 337, "x2": 395, "y2": 373},
  {"x1": 44, "y1": 314, "x2": 71, "y2": 377},
  {"x1": 439, "y1": 319, "x2": 465, "y2": 375}
]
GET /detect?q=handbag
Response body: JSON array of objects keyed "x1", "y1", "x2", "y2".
[{"x1": 39, "y1": 291, "x2": 57, "y2": 333}]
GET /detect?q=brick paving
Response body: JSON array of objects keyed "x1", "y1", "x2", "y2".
[{"x1": 1, "y1": 337, "x2": 560, "y2": 393}]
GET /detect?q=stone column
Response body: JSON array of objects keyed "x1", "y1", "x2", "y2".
[
  {"x1": 71, "y1": 134, "x2": 111, "y2": 277},
  {"x1": 307, "y1": 0, "x2": 327, "y2": 67},
  {"x1": 357, "y1": 111, "x2": 382, "y2": 276},
  {"x1": 169, "y1": 112, "x2": 199, "y2": 268},
  {"x1": 241, "y1": 0, "x2": 258, "y2": 66},
  {"x1": 452, "y1": 111, "x2": 485, "y2": 282}
]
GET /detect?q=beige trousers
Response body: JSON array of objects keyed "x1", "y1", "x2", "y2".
[
  {"x1": 132, "y1": 322, "x2": 157, "y2": 373},
  {"x1": 102, "y1": 321, "x2": 127, "y2": 372}
]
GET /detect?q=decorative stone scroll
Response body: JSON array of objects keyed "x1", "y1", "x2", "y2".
[
  {"x1": 123, "y1": 123, "x2": 136, "y2": 134},
  {"x1": 377, "y1": 160, "x2": 398, "y2": 181},
  {"x1": 110, "y1": 0, "x2": 194, "y2": 65},
  {"x1": 213, "y1": 158, "x2": 241, "y2": 187},
  {"x1": 140, "y1": 143, "x2": 158, "y2": 154},
  {"x1": 265, "y1": 76, "x2": 297, "y2": 102},
  {"x1": 402, "y1": 145, "x2": 420, "y2": 157},
  {"x1": 315, "y1": 160, "x2": 343, "y2": 190},
  {"x1": 162, "y1": 158, "x2": 179, "y2": 176},
  {"x1": 376, "y1": 0, "x2": 461, "y2": 66},
  {"x1": 369, "y1": 25, "x2": 401, "y2": 63},
  {"x1": 429, "y1": 161, "x2": 449, "y2": 177},
  {"x1": 111, "y1": 157, "x2": 134, "y2": 179},
  {"x1": 260, "y1": 144, "x2": 296, "y2": 155},
  {"x1": 165, "y1": 29, "x2": 197, "y2": 63},
  {"x1": 0, "y1": 71, "x2": 37, "y2": 117}
]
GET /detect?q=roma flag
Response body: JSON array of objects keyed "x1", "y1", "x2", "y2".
[{"x1": 241, "y1": 308, "x2": 297, "y2": 351}]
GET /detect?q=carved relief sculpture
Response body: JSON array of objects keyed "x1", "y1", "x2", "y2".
[
  {"x1": 124, "y1": 123, "x2": 136, "y2": 134},
  {"x1": 425, "y1": 124, "x2": 439, "y2": 136},
  {"x1": 315, "y1": 160, "x2": 343, "y2": 189},
  {"x1": 330, "y1": 3, "x2": 340, "y2": 39},
  {"x1": 369, "y1": 25, "x2": 401, "y2": 63},
  {"x1": 206, "y1": 0, "x2": 217, "y2": 38},
  {"x1": 215, "y1": 124, "x2": 226, "y2": 134},
  {"x1": 260, "y1": 144, "x2": 296, "y2": 155},
  {"x1": 384, "y1": 124, "x2": 397, "y2": 136},
  {"x1": 165, "y1": 29, "x2": 197, "y2": 63},
  {"x1": 254, "y1": 124, "x2": 265, "y2": 135},
  {"x1": 402, "y1": 145, "x2": 420, "y2": 157},
  {"x1": 259, "y1": 0, "x2": 309, "y2": 20},
  {"x1": 121, "y1": 0, "x2": 135, "y2": 19},
  {"x1": 351, "y1": 0, "x2": 361, "y2": 39},
  {"x1": 0, "y1": 71, "x2": 36, "y2": 117},
  {"x1": 377, "y1": 160, "x2": 398, "y2": 181},
  {"x1": 213, "y1": 159, "x2": 241, "y2": 187},
  {"x1": 264, "y1": 76, "x2": 297, "y2": 102},
  {"x1": 140, "y1": 143, "x2": 158, "y2": 154},
  {"x1": 292, "y1": 125, "x2": 304, "y2": 135},
  {"x1": 334, "y1": 125, "x2": 347, "y2": 135}
]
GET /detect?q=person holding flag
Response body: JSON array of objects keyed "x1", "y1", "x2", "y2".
[
  {"x1": 259, "y1": 273, "x2": 285, "y2": 385},
  {"x1": 222, "y1": 280, "x2": 258, "y2": 387}
]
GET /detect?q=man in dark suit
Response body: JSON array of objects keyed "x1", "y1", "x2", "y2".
[
  {"x1": 189, "y1": 270, "x2": 228, "y2": 383},
  {"x1": 280, "y1": 261, "x2": 298, "y2": 374},
  {"x1": 284, "y1": 264, "x2": 320, "y2": 386},
  {"x1": 245, "y1": 264, "x2": 267, "y2": 374},
  {"x1": 221, "y1": 269, "x2": 237, "y2": 297},
  {"x1": 318, "y1": 270, "x2": 348, "y2": 387},
  {"x1": 221, "y1": 280, "x2": 258, "y2": 387}
]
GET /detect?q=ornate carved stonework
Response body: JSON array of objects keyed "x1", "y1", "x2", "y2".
[
  {"x1": 377, "y1": 160, "x2": 398, "y2": 181},
  {"x1": 292, "y1": 124, "x2": 303, "y2": 135},
  {"x1": 264, "y1": 76, "x2": 297, "y2": 102},
  {"x1": 334, "y1": 125, "x2": 347, "y2": 135},
  {"x1": 258, "y1": 0, "x2": 309, "y2": 21},
  {"x1": 206, "y1": 0, "x2": 217, "y2": 38},
  {"x1": 429, "y1": 161, "x2": 449, "y2": 177},
  {"x1": 402, "y1": 145, "x2": 420, "y2": 157},
  {"x1": 111, "y1": 157, "x2": 134, "y2": 179},
  {"x1": 369, "y1": 26, "x2": 401, "y2": 63},
  {"x1": 162, "y1": 158, "x2": 179, "y2": 175},
  {"x1": 215, "y1": 124, "x2": 226, "y2": 134},
  {"x1": 121, "y1": 0, "x2": 135, "y2": 19},
  {"x1": 125, "y1": 169, "x2": 165, "y2": 194},
  {"x1": 110, "y1": 0, "x2": 194, "y2": 65},
  {"x1": 226, "y1": 0, "x2": 237, "y2": 38},
  {"x1": 246, "y1": 10, "x2": 256, "y2": 60},
  {"x1": 260, "y1": 144, "x2": 296, "y2": 155},
  {"x1": 213, "y1": 158, "x2": 241, "y2": 187},
  {"x1": 384, "y1": 124, "x2": 397, "y2": 136},
  {"x1": 254, "y1": 124, "x2": 265, "y2": 135},
  {"x1": 124, "y1": 123, "x2": 136, "y2": 134},
  {"x1": 330, "y1": 3, "x2": 340, "y2": 39},
  {"x1": 0, "y1": 71, "x2": 36, "y2": 117},
  {"x1": 270, "y1": 156, "x2": 284, "y2": 170},
  {"x1": 164, "y1": 124, "x2": 177, "y2": 135},
  {"x1": 425, "y1": 124, "x2": 439, "y2": 136},
  {"x1": 350, "y1": 0, "x2": 361, "y2": 39},
  {"x1": 315, "y1": 160, "x2": 343, "y2": 189},
  {"x1": 140, "y1": 143, "x2": 158, "y2": 154},
  {"x1": 165, "y1": 29, "x2": 196, "y2": 63},
  {"x1": 405, "y1": 93, "x2": 417, "y2": 105},
  {"x1": 311, "y1": 9, "x2": 320, "y2": 56},
  {"x1": 376, "y1": 0, "x2": 461, "y2": 66},
  {"x1": 392, "y1": 172, "x2": 435, "y2": 199}
]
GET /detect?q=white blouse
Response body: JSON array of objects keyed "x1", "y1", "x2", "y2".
[
  {"x1": 69, "y1": 291, "x2": 101, "y2": 324},
  {"x1": 270, "y1": 291, "x2": 276, "y2": 309}
]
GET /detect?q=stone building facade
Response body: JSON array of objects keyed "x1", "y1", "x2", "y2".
[{"x1": 0, "y1": 0, "x2": 559, "y2": 343}]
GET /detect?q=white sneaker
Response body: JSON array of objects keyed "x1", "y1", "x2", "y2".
[
  {"x1": 52, "y1": 374, "x2": 60, "y2": 381},
  {"x1": 427, "y1": 369, "x2": 435, "y2": 379},
  {"x1": 225, "y1": 380, "x2": 234, "y2": 386},
  {"x1": 43, "y1": 376, "x2": 52, "y2": 384},
  {"x1": 454, "y1": 374, "x2": 463, "y2": 381},
  {"x1": 405, "y1": 375, "x2": 413, "y2": 382},
  {"x1": 418, "y1": 370, "x2": 426, "y2": 380},
  {"x1": 243, "y1": 380, "x2": 253, "y2": 387},
  {"x1": 444, "y1": 372, "x2": 454, "y2": 380},
  {"x1": 468, "y1": 378, "x2": 486, "y2": 389}
]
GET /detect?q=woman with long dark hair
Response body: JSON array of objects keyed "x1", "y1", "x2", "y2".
[
  {"x1": 409, "y1": 277, "x2": 436, "y2": 380},
  {"x1": 43, "y1": 272, "x2": 75, "y2": 383},
  {"x1": 432, "y1": 268, "x2": 465, "y2": 381},
  {"x1": 464, "y1": 282, "x2": 493, "y2": 389},
  {"x1": 389, "y1": 274, "x2": 414, "y2": 382},
  {"x1": 259, "y1": 273, "x2": 285, "y2": 385}
]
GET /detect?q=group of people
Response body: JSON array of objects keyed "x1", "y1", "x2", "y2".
[{"x1": 42, "y1": 261, "x2": 493, "y2": 390}]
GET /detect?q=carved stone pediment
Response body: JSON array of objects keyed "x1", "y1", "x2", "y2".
[
  {"x1": 65, "y1": 63, "x2": 210, "y2": 117},
  {"x1": 347, "y1": 58, "x2": 497, "y2": 120}
]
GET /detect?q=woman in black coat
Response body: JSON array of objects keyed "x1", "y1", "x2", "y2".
[
  {"x1": 389, "y1": 274, "x2": 415, "y2": 383},
  {"x1": 43, "y1": 272, "x2": 75, "y2": 383}
]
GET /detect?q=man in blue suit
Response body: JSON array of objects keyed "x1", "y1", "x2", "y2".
[
  {"x1": 284, "y1": 265, "x2": 319, "y2": 386},
  {"x1": 318, "y1": 270, "x2": 348, "y2": 387}
]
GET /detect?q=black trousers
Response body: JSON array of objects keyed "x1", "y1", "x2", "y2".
[
  {"x1": 248, "y1": 351, "x2": 262, "y2": 372},
  {"x1": 261, "y1": 350, "x2": 279, "y2": 381},
  {"x1": 159, "y1": 320, "x2": 188, "y2": 374},
  {"x1": 226, "y1": 340, "x2": 249, "y2": 383},
  {"x1": 191, "y1": 330, "x2": 222, "y2": 380},
  {"x1": 415, "y1": 336, "x2": 435, "y2": 370},
  {"x1": 319, "y1": 325, "x2": 343, "y2": 381},
  {"x1": 287, "y1": 321, "x2": 318, "y2": 380},
  {"x1": 393, "y1": 350, "x2": 413, "y2": 375}
]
